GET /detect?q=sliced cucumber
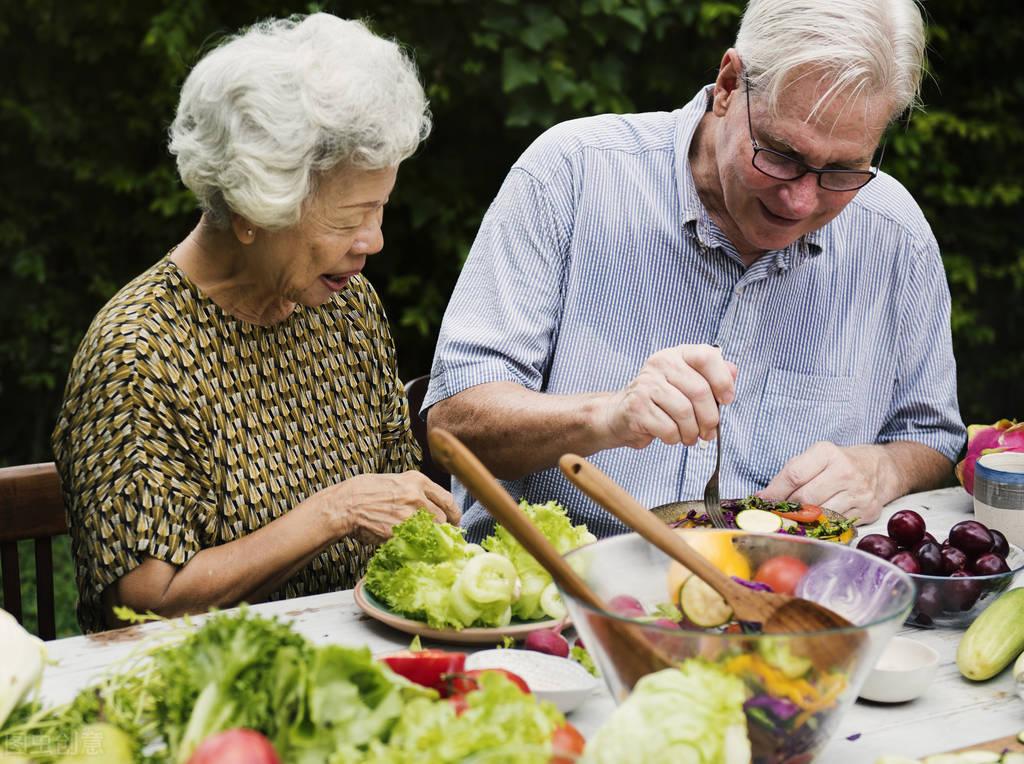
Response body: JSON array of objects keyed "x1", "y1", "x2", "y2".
[
  {"x1": 539, "y1": 582, "x2": 567, "y2": 620},
  {"x1": 1001, "y1": 753, "x2": 1024, "y2": 764},
  {"x1": 680, "y1": 575, "x2": 733, "y2": 627},
  {"x1": 923, "y1": 754, "x2": 1001, "y2": 764},
  {"x1": 735, "y1": 508, "x2": 783, "y2": 533}
]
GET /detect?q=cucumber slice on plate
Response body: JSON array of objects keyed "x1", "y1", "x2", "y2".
[
  {"x1": 735, "y1": 508, "x2": 783, "y2": 532},
  {"x1": 680, "y1": 575, "x2": 733, "y2": 627}
]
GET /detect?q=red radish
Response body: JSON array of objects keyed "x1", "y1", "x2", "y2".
[
  {"x1": 956, "y1": 419, "x2": 1024, "y2": 494},
  {"x1": 607, "y1": 594, "x2": 646, "y2": 617},
  {"x1": 524, "y1": 619, "x2": 570, "y2": 658},
  {"x1": 187, "y1": 729, "x2": 281, "y2": 764}
]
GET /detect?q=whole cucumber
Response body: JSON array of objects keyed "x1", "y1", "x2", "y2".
[{"x1": 957, "y1": 587, "x2": 1024, "y2": 681}]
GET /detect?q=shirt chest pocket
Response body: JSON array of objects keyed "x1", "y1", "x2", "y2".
[{"x1": 752, "y1": 368, "x2": 856, "y2": 481}]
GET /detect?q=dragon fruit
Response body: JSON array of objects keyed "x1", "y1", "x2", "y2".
[{"x1": 956, "y1": 419, "x2": 1024, "y2": 495}]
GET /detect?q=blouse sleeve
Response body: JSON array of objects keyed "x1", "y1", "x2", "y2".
[{"x1": 53, "y1": 313, "x2": 215, "y2": 628}]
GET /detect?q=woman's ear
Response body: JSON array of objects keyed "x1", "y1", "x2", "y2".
[
  {"x1": 712, "y1": 48, "x2": 744, "y2": 117},
  {"x1": 230, "y1": 214, "x2": 256, "y2": 245}
]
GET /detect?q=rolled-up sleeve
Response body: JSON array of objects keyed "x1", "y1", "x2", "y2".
[
  {"x1": 423, "y1": 161, "x2": 573, "y2": 411},
  {"x1": 877, "y1": 236, "x2": 966, "y2": 461}
]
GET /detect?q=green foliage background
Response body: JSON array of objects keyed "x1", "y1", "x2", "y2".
[{"x1": 2, "y1": 0, "x2": 1021, "y2": 636}]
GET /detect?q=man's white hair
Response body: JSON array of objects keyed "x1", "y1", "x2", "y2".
[
  {"x1": 735, "y1": 0, "x2": 926, "y2": 122},
  {"x1": 169, "y1": 14, "x2": 431, "y2": 230}
]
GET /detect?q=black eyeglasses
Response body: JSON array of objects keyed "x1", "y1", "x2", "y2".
[{"x1": 744, "y1": 77, "x2": 882, "y2": 192}]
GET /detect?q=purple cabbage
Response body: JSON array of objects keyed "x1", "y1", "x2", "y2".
[
  {"x1": 732, "y1": 575, "x2": 774, "y2": 592},
  {"x1": 744, "y1": 694, "x2": 800, "y2": 721}
]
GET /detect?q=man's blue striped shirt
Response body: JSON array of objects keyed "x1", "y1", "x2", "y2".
[{"x1": 424, "y1": 87, "x2": 965, "y2": 540}]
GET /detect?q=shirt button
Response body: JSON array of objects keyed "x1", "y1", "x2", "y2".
[{"x1": 734, "y1": 286, "x2": 744, "y2": 295}]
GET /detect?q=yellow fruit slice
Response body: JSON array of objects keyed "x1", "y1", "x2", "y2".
[{"x1": 665, "y1": 529, "x2": 752, "y2": 603}]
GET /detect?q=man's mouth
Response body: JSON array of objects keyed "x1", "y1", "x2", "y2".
[{"x1": 758, "y1": 200, "x2": 802, "y2": 226}]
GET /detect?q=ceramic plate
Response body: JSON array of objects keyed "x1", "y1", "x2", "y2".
[
  {"x1": 651, "y1": 499, "x2": 859, "y2": 544},
  {"x1": 353, "y1": 578, "x2": 560, "y2": 645}
]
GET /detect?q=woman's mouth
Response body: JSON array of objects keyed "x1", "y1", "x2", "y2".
[{"x1": 320, "y1": 272, "x2": 357, "y2": 292}]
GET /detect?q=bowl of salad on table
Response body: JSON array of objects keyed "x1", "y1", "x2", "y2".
[{"x1": 562, "y1": 528, "x2": 915, "y2": 764}]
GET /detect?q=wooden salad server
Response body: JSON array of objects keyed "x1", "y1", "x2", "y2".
[
  {"x1": 428, "y1": 428, "x2": 671, "y2": 691},
  {"x1": 558, "y1": 453, "x2": 863, "y2": 666}
]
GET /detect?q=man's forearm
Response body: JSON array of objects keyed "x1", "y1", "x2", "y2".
[
  {"x1": 875, "y1": 440, "x2": 955, "y2": 505},
  {"x1": 427, "y1": 381, "x2": 619, "y2": 480}
]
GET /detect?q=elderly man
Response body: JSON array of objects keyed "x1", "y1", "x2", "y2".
[{"x1": 425, "y1": 0, "x2": 965, "y2": 539}]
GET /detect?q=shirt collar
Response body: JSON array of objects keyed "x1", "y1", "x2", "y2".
[{"x1": 673, "y1": 85, "x2": 830, "y2": 271}]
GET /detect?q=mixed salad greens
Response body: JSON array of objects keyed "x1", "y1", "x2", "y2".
[
  {"x1": 671, "y1": 497, "x2": 857, "y2": 543},
  {"x1": 0, "y1": 609, "x2": 577, "y2": 764},
  {"x1": 365, "y1": 501, "x2": 595, "y2": 629}
]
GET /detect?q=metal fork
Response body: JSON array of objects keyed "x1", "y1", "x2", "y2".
[{"x1": 702, "y1": 405, "x2": 728, "y2": 529}]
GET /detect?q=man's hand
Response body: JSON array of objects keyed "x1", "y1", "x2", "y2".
[
  {"x1": 598, "y1": 344, "x2": 738, "y2": 449},
  {"x1": 757, "y1": 442, "x2": 895, "y2": 524}
]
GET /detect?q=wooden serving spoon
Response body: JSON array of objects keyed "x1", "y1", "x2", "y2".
[
  {"x1": 558, "y1": 454, "x2": 859, "y2": 644},
  {"x1": 428, "y1": 428, "x2": 671, "y2": 690}
]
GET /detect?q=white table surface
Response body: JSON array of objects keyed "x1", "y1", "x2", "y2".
[{"x1": 36, "y1": 487, "x2": 1023, "y2": 762}]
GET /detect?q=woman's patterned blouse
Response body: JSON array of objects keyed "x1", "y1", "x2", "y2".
[{"x1": 52, "y1": 257, "x2": 420, "y2": 632}]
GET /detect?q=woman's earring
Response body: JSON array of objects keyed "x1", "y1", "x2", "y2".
[{"x1": 246, "y1": 229, "x2": 254, "y2": 237}]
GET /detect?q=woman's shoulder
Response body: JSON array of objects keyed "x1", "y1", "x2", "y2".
[{"x1": 73, "y1": 259, "x2": 200, "y2": 374}]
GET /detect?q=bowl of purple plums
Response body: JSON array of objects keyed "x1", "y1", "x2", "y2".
[{"x1": 856, "y1": 510, "x2": 1024, "y2": 628}]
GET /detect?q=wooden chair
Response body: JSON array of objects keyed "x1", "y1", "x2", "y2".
[
  {"x1": 0, "y1": 462, "x2": 68, "y2": 640},
  {"x1": 404, "y1": 375, "x2": 451, "y2": 491}
]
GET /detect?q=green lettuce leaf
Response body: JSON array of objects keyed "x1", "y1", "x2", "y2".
[
  {"x1": 584, "y1": 661, "x2": 751, "y2": 764},
  {"x1": 483, "y1": 500, "x2": 595, "y2": 621}
]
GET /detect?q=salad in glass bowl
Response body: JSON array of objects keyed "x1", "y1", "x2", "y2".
[{"x1": 561, "y1": 529, "x2": 915, "y2": 764}]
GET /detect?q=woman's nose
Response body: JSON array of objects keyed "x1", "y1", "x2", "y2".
[{"x1": 351, "y1": 223, "x2": 384, "y2": 256}]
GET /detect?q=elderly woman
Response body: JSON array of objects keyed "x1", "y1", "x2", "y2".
[{"x1": 52, "y1": 14, "x2": 458, "y2": 633}]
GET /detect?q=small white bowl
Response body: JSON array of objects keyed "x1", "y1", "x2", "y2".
[
  {"x1": 466, "y1": 648, "x2": 601, "y2": 712},
  {"x1": 858, "y1": 636, "x2": 939, "y2": 703}
]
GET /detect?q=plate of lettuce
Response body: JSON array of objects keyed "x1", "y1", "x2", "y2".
[{"x1": 358, "y1": 501, "x2": 596, "y2": 644}]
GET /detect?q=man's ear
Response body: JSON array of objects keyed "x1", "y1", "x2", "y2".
[{"x1": 711, "y1": 48, "x2": 744, "y2": 117}]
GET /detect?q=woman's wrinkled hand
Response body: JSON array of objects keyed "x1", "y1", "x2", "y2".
[{"x1": 322, "y1": 471, "x2": 461, "y2": 545}]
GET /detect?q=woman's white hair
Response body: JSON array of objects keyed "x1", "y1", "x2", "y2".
[
  {"x1": 735, "y1": 0, "x2": 926, "y2": 122},
  {"x1": 169, "y1": 14, "x2": 431, "y2": 230}
]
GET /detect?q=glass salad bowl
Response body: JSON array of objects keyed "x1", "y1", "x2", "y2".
[{"x1": 559, "y1": 529, "x2": 915, "y2": 764}]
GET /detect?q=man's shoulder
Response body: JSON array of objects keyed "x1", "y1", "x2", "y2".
[
  {"x1": 845, "y1": 171, "x2": 935, "y2": 249},
  {"x1": 515, "y1": 111, "x2": 680, "y2": 180}
]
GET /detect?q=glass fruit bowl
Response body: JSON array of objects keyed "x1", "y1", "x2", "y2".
[
  {"x1": 905, "y1": 542, "x2": 1024, "y2": 628},
  {"x1": 560, "y1": 530, "x2": 915, "y2": 764}
]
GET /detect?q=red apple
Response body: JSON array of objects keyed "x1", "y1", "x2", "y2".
[{"x1": 187, "y1": 729, "x2": 281, "y2": 764}]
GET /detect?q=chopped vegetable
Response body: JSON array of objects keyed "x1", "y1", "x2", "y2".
[
  {"x1": 0, "y1": 610, "x2": 47, "y2": 730},
  {"x1": 483, "y1": 500, "x2": 595, "y2": 622},
  {"x1": 735, "y1": 509, "x2": 783, "y2": 532},
  {"x1": 368, "y1": 672, "x2": 563, "y2": 763},
  {"x1": 584, "y1": 660, "x2": 751, "y2": 764},
  {"x1": 753, "y1": 556, "x2": 809, "y2": 596},
  {"x1": 680, "y1": 575, "x2": 733, "y2": 628},
  {"x1": 381, "y1": 650, "x2": 467, "y2": 694}
]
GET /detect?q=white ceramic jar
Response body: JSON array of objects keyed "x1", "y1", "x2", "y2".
[{"x1": 973, "y1": 452, "x2": 1024, "y2": 548}]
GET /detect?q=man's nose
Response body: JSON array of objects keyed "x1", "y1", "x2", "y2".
[{"x1": 781, "y1": 173, "x2": 821, "y2": 217}]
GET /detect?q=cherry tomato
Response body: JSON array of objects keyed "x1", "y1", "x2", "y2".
[
  {"x1": 549, "y1": 722, "x2": 586, "y2": 763},
  {"x1": 445, "y1": 668, "x2": 530, "y2": 696},
  {"x1": 753, "y1": 555, "x2": 809, "y2": 596},
  {"x1": 381, "y1": 650, "x2": 466, "y2": 695},
  {"x1": 774, "y1": 504, "x2": 824, "y2": 524}
]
